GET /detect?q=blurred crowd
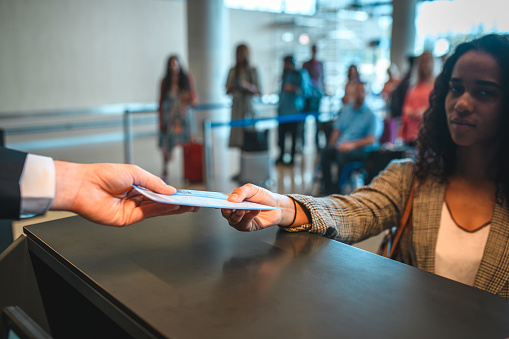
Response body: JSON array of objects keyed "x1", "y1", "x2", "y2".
[{"x1": 158, "y1": 43, "x2": 442, "y2": 191}]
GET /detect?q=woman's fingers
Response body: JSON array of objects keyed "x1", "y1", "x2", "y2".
[
  {"x1": 227, "y1": 209, "x2": 247, "y2": 225},
  {"x1": 228, "y1": 184, "x2": 259, "y2": 203},
  {"x1": 227, "y1": 209, "x2": 262, "y2": 232},
  {"x1": 221, "y1": 208, "x2": 234, "y2": 219}
]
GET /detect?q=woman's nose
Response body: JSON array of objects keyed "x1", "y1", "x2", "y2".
[{"x1": 454, "y1": 92, "x2": 474, "y2": 115}]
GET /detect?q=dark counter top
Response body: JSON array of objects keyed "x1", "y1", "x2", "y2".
[{"x1": 25, "y1": 208, "x2": 509, "y2": 338}]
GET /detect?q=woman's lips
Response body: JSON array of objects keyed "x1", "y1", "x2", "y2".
[{"x1": 450, "y1": 118, "x2": 475, "y2": 131}]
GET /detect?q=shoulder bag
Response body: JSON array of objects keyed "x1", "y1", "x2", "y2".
[{"x1": 377, "y1": 178, "x2": 415, "y2": 261}]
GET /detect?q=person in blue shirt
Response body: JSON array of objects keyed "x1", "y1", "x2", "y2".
[
  {"x1": 320, "y1": 82, "x2": 381, "y2": 194},
  {"x1": 276, "y1": 55, "x2": 310, "y2": 166}
]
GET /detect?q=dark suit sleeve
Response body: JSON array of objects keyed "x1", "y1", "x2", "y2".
[{"x1": 0, "y1": 147, "x2": 28, "y2": 219}]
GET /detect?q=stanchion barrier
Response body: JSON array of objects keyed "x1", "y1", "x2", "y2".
[{"x1": 123, "y1": 110, "x2": 133, "y2": 164}]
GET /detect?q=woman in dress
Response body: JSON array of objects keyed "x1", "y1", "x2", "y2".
[
  {"x1": 158, "y1": 55, "x2": 197, "y2": 181},
  {"x1": 222, "y1": 34, "x2": 509, "y2": 297},
  {"x1": 226, "y1": 44, "x2": 261, "y2": 149}
]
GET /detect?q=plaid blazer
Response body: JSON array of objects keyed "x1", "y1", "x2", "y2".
[{"x1": 286, "y1": 159, "x2": 509, "y2": 298}]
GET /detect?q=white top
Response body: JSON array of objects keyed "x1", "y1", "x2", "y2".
[
  {"x1": 435, "y1": 202, "x2": 490, "y2": 286},
  {"x1": 19, "y1": 154, "x2": 56, "y2": 218}
]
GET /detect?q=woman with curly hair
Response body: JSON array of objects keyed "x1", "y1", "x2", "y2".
[{"x1": 221, "y1": 34, "x2": 509, "y2": 298}]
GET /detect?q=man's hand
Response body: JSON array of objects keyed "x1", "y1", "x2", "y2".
[
  {"x1": 337, "y1": 141, "x2": 357, "y2": 152},
  {"x1": 52, "y1": 162, "x2": 198, "y2": 226}
]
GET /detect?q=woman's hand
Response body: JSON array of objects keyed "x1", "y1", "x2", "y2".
[
  {"x1": 52, "y1": 161, "x2": 199, "y2": 226},
  {"x1": 282, "y1": 83, "x2": 298, "y2": 93},
  {"x1": 221, "y1": 184, "x2": 295, "y2": 232},
  {"x1": 240, "y1": 80, "x2": 261, "y2": 96}
]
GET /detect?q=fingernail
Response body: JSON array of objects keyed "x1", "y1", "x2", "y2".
[{"x1": 230, "y1": 194, "x2": 238, "y2": 201}]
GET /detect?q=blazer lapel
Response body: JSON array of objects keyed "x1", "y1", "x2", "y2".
[
  {"x1": 411, "y1": 180, "x2": 446, "y2": 273},
  {"x1": 474, "y1": 199, "x2": 509, "y2": 294}
]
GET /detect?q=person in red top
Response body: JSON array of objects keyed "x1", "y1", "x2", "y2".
[{"x1": 401, "y1": 52, "x2": 434, "y2": 146}]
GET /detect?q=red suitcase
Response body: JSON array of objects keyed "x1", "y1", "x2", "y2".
[{"x1": 182, "y1": 143, "x2": 204, "y2": 183}]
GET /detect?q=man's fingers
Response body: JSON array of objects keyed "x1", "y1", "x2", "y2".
[
  {"x1": 132, "y1": 203, "x2": 198, "y2": 223},
  {"x1": 135, "y1": 202, "x2": 181, "y2": 220},
  {"x1": 129, "y1": 165, "x2": 176, "y2": 195}
]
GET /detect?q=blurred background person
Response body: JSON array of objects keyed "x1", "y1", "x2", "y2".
[
  {"x1": 302, "y1": 43, "x2": 326, "y2": 150},
  {"x1": 341, "y1": 64, "x2": 360, "y2": 105},
  {"x1": 320, "y1": 82, "x2": 381, "y2": 194},
  {"x1": 380, "y1": 64, "x2": 401, "y2": 144},
  {"x1": 400, "y1": 51, "x2": 435, "y2": 146},
  {"x1": 158, "y1": 55, "x2": 197, "y2": 181},
  {"x1": 226, "y1": 43, "x2": 261, "y2": 149},
  {"x1": 381, "y1": 64, "x2": 401, "y2": 106},
  {"x1": 390, "y1": 55, "x2": 417, "y2": 121},
  {"x1": 276, "y1": 56, "x2": 310, "y2": 166}
]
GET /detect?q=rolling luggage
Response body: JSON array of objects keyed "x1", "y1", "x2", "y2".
[
  {"x1": 242, "y1": 129, "x2": 269, "y2": 152},
  {"x1": 182, "y1": 143, "x2": 203, "y2": 183},
  {"x1": 239, "y1": 129, "x2": 271, "y2": 185},
  {"x1": 239, "y1": 151, "x2": 271, "y2": 184}
]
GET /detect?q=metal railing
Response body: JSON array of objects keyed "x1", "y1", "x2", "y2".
[
  {"x1": 1, "y1": 103, "x2": 158, "y2": 136},
  {"x1": 1, "y1": 99, "x2": 338, "y2": 192}
]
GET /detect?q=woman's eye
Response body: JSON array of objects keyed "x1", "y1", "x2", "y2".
[
  {"x1": 474, "y1": 88, "x2": 499, "y2": 101},
  {"x1": 478, "y1": 89, "x2": 492, "y2": 96},
  {"x1": 448, "y1": 85, "x2": 462, "y2": 94}
]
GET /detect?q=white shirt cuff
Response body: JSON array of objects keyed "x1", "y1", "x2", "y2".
[{"x1": 19, "y1": 154, "x2": 56, "y2": 218}]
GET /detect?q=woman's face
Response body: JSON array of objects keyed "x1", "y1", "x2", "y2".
[
  {"x1": 169, "y1": 58, "x2": 180, "y2": 72},
  {"x1": 348, "y1": 66, "x2": 358, "y2": 80},
  {"x1": 236, "y1": 47, "x2": 247, "y2": 64},
  {"x1": 445, "y1": 51, "x2": 504, "y2": 149},
  {"x1": 418, "y1": 52, "x2": 434, "y2": 80}
]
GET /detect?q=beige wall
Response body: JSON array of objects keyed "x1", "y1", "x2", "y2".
[
  {"x1": 0, "y1": 1, "x2": 279, "y2": 114},
  {"x1": 0, "y1": 0, "x2": 187, "y2": 113},
  {"x1": 229, "y1": 9, "x2": 278, "y2": 96}
]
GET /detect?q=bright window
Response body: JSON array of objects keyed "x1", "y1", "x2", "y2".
[
  {"x1": 416, "y1": 0, "x2": 509, "y2": 54},
  {"x1": 225, "y1": 0, "x2": 316, "y2": 16}
]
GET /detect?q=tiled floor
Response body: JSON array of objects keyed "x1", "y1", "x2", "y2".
[{"x1": 6, "y1": 115, "x2": 381, "y2": 253}]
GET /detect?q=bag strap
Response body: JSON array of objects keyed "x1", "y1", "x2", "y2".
[{"x1": 389, "y1": 177, "x2": 415, "y2": 258}]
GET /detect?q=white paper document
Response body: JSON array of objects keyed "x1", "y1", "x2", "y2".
[{"x1": 133, "y1": 185, "x2": 279, "y2": 210}]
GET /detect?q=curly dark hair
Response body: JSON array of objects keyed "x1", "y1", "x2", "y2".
[{"x1": 415, "y1": 34, "x2": 509, "y2": 202}]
